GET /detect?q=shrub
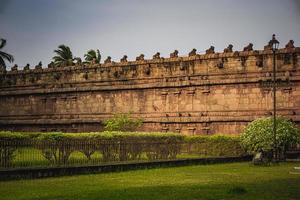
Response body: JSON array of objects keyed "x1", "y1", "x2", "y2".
[
  {"x1": 104, "y1": 113, "x2": 143, "y2": 131},
  {"x1": 0, "y1": 131, "x2": 30, "y2": 167},
  {"x1": 240, "y1": 117, "x2": 300, "y2": 159},
  {"x1": 0, "y1": 131, "x2": 249, "y2": 168},
  {"x1": 35, "y1": 132, "x2": 75, "y2": 165},
  {"x1": 184, "y1": 134, "x2": 246, "y2": 157}
]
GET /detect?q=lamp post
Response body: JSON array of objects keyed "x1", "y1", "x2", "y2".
[{"x1": 269, "y1": 34, "x2": 280, "y2": 161}]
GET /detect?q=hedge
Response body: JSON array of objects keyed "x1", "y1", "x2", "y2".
[
  {"x1": 0, "y1": 131, "x2": 246, "y2": 168},
  {"x1": 184, "y1": 134, "x2": 246, "y2": 157}
]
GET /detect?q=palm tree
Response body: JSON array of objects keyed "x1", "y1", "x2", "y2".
[
  {"x1": 0, "y1": 39, "x2": 14, "y2": 70},
  {"x1": 52, "y1": 45, "x2": 74, "y2": 67},
  {"x1": 84, "y1": 49, "x2": 101, "y2": 64}
]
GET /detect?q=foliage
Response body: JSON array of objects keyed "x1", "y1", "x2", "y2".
[
  {"x1": 84, "y1": 49, "x2": 101, "y2": 64},
  {"x1": 0, "y1": 131, "x2": 247, "y2": 167},
  {"x1": 184, "y1": 134, "x2": 246, "y2": 157},
  {"x1": 0, "y1": 131, "x2": 184, "y2": 166},
  {"x1": 240, "y1": 117, "x2": 300, "y2": 155},
  {"x1": 104, "y1": 113, "x2": 143, "y2": 131},
  {"x1": 0, "y1": 38, "x2": 14, "y2": 70},
  {"x1": 52, "y1": 44, "x2": 75, "y2": 67},
  {"x1": 0, "y1": 131, "x2": 30, "y2": 167}
]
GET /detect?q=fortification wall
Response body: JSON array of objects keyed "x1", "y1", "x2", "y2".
[{"x1": 0, "y1": 46, "x2": 300, "y2": 135}]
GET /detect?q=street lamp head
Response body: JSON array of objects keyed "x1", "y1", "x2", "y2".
[{"x1": 270, "y1": 34, "x2": 280, "y2": 51}]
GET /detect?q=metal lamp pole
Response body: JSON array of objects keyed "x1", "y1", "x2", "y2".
[{"x1": 270, "y1": 34, "x2": 279, "y2": 161}]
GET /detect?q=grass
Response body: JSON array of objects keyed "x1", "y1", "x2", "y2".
[
  {"x1": 7, "y1": 147, "x2": 215, "y2": 169},
  {"x1": 0, "y1": 162, "x2": 299, "y2": 200},
  {"x1": 12, "y1": 148, "x2": 104, "y2": 168}
]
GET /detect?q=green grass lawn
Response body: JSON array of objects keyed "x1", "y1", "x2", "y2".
[
  {"x1": 1, "y1": 162, "x2": 299, "y2": 200},
  {"x1": 8, "y1": 147, "x2": 213, "y2": 169}
]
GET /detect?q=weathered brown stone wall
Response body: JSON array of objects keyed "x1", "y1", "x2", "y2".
[{"x1": 0, "y1": 47, "x2": 300, "y2": 135}]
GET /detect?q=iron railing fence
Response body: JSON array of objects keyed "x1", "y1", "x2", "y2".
[{"x1": 0, "y1": 140, "x2": 247, "y2": 169}]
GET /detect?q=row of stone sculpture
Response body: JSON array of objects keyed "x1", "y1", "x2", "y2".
[
  {"x1": 103, "y1": 40, "x2": 294, "y2": 64},
  {"x1": 4, "y1": 40, "x2": 296, "y2": 72}
]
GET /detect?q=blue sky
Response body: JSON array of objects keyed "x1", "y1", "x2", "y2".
[{"x1": 1, "y1": 0, "x2": 300, "y2": 68}]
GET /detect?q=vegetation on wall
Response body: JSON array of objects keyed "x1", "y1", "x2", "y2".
[{"x1": 104, "y1": 113, "x2": 143, "y2": 131}]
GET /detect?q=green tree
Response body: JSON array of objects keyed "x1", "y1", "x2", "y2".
[
  {"x1": 0, "y1": 39, "x2": 14, "y2": 70},
  {"x1": 84, "y1": 49, "x2": 101, "y2": 64},
  {"x1": 240, "y1": 117, "x2": 299, "y2": 160},
  {"x1": 104, "y1": 113, "x2": 143, "y2": 132},
  {"x1": 52, "y1": 45, "x2": 75, "y2": 67}
]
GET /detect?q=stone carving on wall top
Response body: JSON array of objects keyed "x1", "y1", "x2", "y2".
[
  {"x1": 153, "y1": 52, "x2": 161, "y2": 59},
  {"x1": 11, "y1": 64, "x2": 18, "y2": 71},
  {"x1": 35, "y1": 62, "x2": 42, "y2": 70},
  {"x1": 104, "y1": 56, "x2": 112, "y2": 64},
  {"x1": 205, "y1": 46, "x2": 215, "y2": 54},
  {"x1": 170, "y1": 50, "x2": 179, "y2": 58},
  {"x1": 285, "y1": 40, "x2": 295, "y2": 49},
  {"x1": 243, "y1": 43, "x2": 253, "y2": 51},
  {"x1": 48, "y1": 62, "x2": 55, "y2": 68},
  {"x1": 223, "y1": 44, "x2": 233, "y2": 53},
  {"x1": 136, "y1": 54, "x2": 145, "y2": 61},
  {"x1": 0, "y1": 65, "x2": 6, "y2": 73},
  {"x1": 120, "y1": 55, "x2": 128, "y2": 63},
  {"x1": 23, "y1": 64, "x2": 30, "y2": 71},
  {"x1": 188, "y1": 49, "x2": 197, "y2": 56}
]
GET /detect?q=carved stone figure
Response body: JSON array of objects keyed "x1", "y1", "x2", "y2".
[
  {"x1": 284, "y1": 71, "x2": 290, "y2": 80},
  {"x1": 0, "y1": 65, "x2": 6, "y2": 72},
  {"x1": 264, "y1": 40, "x2": 273, "y2": 50},
  {"x1": 104, "y1": 56, "x2": 112, "y2": 64},
  {"x1": 243, "y1": 43, "x2": 253, "y2": 51},
  {"x1": 120, "y1": 55, "x2": 128, "y2": 63},
  {"x1": 188, "y1": 49, "x2": 197, "y2": 56},
  {"x1": 170, "y1": 50, "x2": 178, "y2": 58},
  {"x1": 206, "y1": 46, "x2": 215, "y2": 54},
  {"x1": 91, "y1": 58, "x2": 96, "y2": 65},
  {"x1": 223, "y1": 44, "x2": 233, "y2": 53},
  {"x1": 48, "y1": 62, "x2": 55, "y2": 68},
  {"x1": 23, "y1": 64, "x2": 30, "y2": 71},
  {"x1": 35, "y1": 62, "x2": 42, "y2": 70},
  {"x1": 136, "y1": 54, "x2": 145, "y2": 61},
  {"x1": 11, "y1": 64, "x2": 18, "y2": 71},
  {"x1": 144, "y1": 66, "x2": 151, "y2": 75},
  {"x1": 216, "y1": 59, "x2": 224, "y2": 68},
  {"x1": 74, "y1": 58, "x2": 82, "y2": 67},
  {"x1": 264, "y1": 44, "x2": 271, "y2": 50},
  {"x1": 153, "y1": 52, "x2": 160, "y2": 59},
  {"x1": 285, "y1": 40, "x2": 295, "y2": 49}
]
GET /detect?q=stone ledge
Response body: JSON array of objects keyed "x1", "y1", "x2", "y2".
[
  {"x1": 1, "y1": 114, "x2": 299, "y2": 125},
  {"x1": 1, "y1": 72, "x2": 299, "y2": 96}
]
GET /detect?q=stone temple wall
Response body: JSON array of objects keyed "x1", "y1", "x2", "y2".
[{"x1": 0, "y1": 45, "x2": 300, "y2": 135}]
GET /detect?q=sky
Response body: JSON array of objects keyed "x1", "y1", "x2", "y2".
[{"x1": 1, "y1": 0, "x2": 300, "y2": 69}]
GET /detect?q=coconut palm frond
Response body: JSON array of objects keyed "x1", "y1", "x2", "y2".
[
  {"x1": 0, "y1": 38, "x2": 14, "y2": 69},
  {"x1": 0, "y1": 51, "x2": 14, "y2": 63},
  {"x1": 0, "y1": 57, "x2": 6, "y2": 68},
  {"x1": 96, "y1": 49, "x2": 101, "y2": 63},
  {"x1": 0, "y1": 39, "x2": 7, "y2": 49},
  {"x1": 84, "y1": 49, "x2": 101, "y2": 63},
  {"x1": 52, "y1": 44, "x2": 74, "y2": 67}
]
